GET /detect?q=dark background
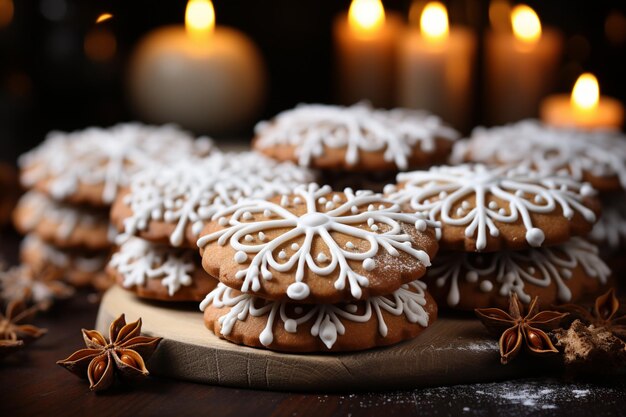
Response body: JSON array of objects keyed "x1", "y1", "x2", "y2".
[{"x1": 1, "y1": 0, "x2": 625, "y2": 161}]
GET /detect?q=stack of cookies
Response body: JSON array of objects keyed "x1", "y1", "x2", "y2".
[
  {"x1": 253, "y1": 102, "x2": 460, "y2": 192},
  {"x1": 108, "y1": 152, "x2": 315, "y2": 302},
  {"x1": 454, "y1": 120, "x2": 626, "y2": 276},
  {"x1": 386, "y1": 164, "x2": 610, "y2": 310},
  {"x1": 14, "y1": 123, "x2": 211, "y2": 290},
  {"x1": 197, "y1": 183, "x2": 440, "y2": 352}
]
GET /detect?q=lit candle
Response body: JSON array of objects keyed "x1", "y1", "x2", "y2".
[
  {"x1": 540, "y1": 73, "x2": 624, "y2": 130},
  {"x1": 397, "y1": 1, "x2": 476, "y2": 130},
  {"x1": 485, "y1": 4, "x2": 562, "y2": 124},
  {"x1": 333, "y1": 0, "x2": 402, "y2": 107},
  {"x1": 129, "y1": 0, "x2": 266, "y2": 134}
]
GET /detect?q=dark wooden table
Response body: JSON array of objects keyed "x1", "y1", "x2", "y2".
[{"x1": 1, "y1": 231, "x2": 626, "y2": 417}]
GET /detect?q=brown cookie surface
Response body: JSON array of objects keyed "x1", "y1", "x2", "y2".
[
  {"x1": 201, "y1": 280, "x2": 437, "y2": 352},
  {"x1": 387, "y1": 164, "x2": 600, "y2": 252},
  {"x1": 198, "y1": 184, "x2": 439, "y2": 304}
]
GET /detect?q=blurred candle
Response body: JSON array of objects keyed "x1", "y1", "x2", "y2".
[
  {"x1": 333, "y1": 0, "x2": 401, "y2": 107},
  {"x1": 129, "y1": 0, "x2": 266, "y2": 134},
  {"x1": 397, "y1": 1, "x2": 476, "y2": 130},
  {"x1": 540, "y1": 73, "x2": 624, "y2": 130},
  {"x1": 485, "y1": 4, "x2": 562, "y2": 124}
]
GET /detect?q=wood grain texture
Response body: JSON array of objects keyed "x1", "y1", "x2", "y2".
[{"x1": 97, "y1": 285, "x2": 536, "y2": 392}]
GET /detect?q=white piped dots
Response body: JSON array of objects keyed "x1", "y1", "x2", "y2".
[
  {"x1": 525, "y1": 228, "x2": 545, "y2": 247},
  {"x1": 234, "y1": 251, "x2": 247, "y2": 264},
  {"x1": 479, "y1": 280, "x2": 494, "y2": 292},
  {"x1": 291, "y1": 243, "x2": 299, "y2": 251},
  {"x1": 286, "y1": 282, "x2": 310, "y2": 300},
  {"x1": 362, "y1": 258, "x2": 375, "y2": 271}
]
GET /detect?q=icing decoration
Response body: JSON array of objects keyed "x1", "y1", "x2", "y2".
[
  {"x1": 255, "y1": 102, "x2": 459, "y2": 170},
  {"x1": 197, "y1": 183, "x2": 437, "y2": 300},
  {"x1": 21, "y1": 234, "x2": 107, "y2": 273},
  {"x1": 121, "y1": 152, "x2": 315, "y2": 247},
  {"x1": 386, "y1": 164, "x2": 598, "y2": 251},
  {"x1": 200, "y1": 280, "x2": 430, "y2": 349},
  {"x1": 19, "y1": 123, "x2": 213, "y2": 204},
  {"x1": 109, "y1": 238, "x2": 196, "y2": 296},
  {"x1": 590, "y1": 196, "x2": 626, "y2": 251},
  {"x1": 453, "y1": 120, "x2": 626, "y2": 189},
  {"x1": 427, "y1": 237, "x2": 610, "y2": 306}
]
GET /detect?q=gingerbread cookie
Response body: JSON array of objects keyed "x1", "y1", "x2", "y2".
[
  {"x1": 453, "y1": 120, "x2": 626, "y2": 193},
  {"x1": 198, "y1": 183, "x2": 439, "y2": 304},
  {"x1": 108, "y1": 237, "x2": 218, "y2": 302},
  {"x1": 590, "y1": 194, "x2": 626, "y2": 253},
  {"x1": 13, "y1": 191, "x2": 112, "y2": 250},
  {"x1": 19, "y1": 123, "x2": 213, "y2": 206},
  {"x1": 111, "y1": 152, "x2": 315, "y2": 248},
  {"x1": 424, "y1": 237, "x2": 610, "y2": 311},
  {"x1": 20, "y1": 234, "x2": 109, "y2": 287},
  {"x1": 253, "y1": 103, "x2": 459, "y2": 171},
  {"x1": 201, "y1": 280, "x2": 437, "y2": 352},
  {"x1": 386, "y1": 164, "x2": 600, "y2": 252}
]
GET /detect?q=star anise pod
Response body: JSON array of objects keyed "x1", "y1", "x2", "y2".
[
  {"x1": 0, "y1": 299, "x2": 47, "y2": 358},
  {"x1": 57, "y1": 314, "x2": 162, "y2": 392},
  {"x1": 555, "y1": 289, "x2": 626, "y2": 341},
  {"x1": 0, "y1": 265, "x2": 74, "y2": 311},
  {"x1": 475, "y1": 293, "x2": 568, "y2": 364}
]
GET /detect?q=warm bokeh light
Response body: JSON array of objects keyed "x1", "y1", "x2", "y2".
[
  {"x1": 511, "y1": 4, "x2": 541, "y2": 43},
  {"x1": 185, "y1": 0, "x2": 215, "y2": 39},
  {"x1": 420, "y1": 2, "x2": 449, "y2": 42},
  {"x1": 348, "y1": 0, "x2": 386, "y2": 36},
  {"x1": 571, "y1": 73, "x2": 600, "y2": 111},
  {"x1": 84, "y1": 29, "x2": 117, "y2": 62},
  {"x1": 0, "y1": 0, "x2": 14, "y2": 28},
  {"x1": 95, "y1": 13, "x2": 113, "y2": 24},
  {"x1": 489, "y1": 0, "x2": 512, "y2": 32}
]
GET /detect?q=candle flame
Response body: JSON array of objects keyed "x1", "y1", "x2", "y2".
[
  {"x1": 420, "y1": 2, "x2": 449, "y2": 42},
  {"x1": 186, "y1": 0, "x2": 215, "y2": 39},
  {"x1": 95, "y1": 13, "x2": 113, "y2": 24},
  {"x1": 571, "y1": 73, "x2": 600, "y2": 111},
  {"x1": 348, "y1": 0, "x2": 386, "y2": 36},
  {"x1": 511, "y1": 4, "x2": 541, "y2": 43}
]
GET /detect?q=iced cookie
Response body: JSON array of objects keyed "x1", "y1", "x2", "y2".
[
  {"x1": 13, "y1": 191, "x2": 111, "y2": 250},
  {"x1": 253, "y1": 103, "x2": 459, "y2": 171},
  {"x1": 19, "y1": 123, "x2": 213, "y2": 207},
  {"x1": 20, "y1": 234, "x2": 109, "y2": 287},
  {"x1": 453, "y1": 120, "x2": 626, "y2": 193},
  {"x1": 590, "y1": 194, "x2": 626, "y2": 253},
  {"x1": 108, "y1": 237, "x2": 218, "y2": 302},
  {"x1": 201, "y1": 280, "x2": 437, "y2": 352},
  {"x1": 111, "y1": 152, "x2": 315, "y2": 248},
  {"x1": 386, "y1": 164, "x2": 600, "y2": 252},
  {"x1": 198, "y1": 183, "x2": 439, "y2": 304},
  {"x1": 424, "y1": 237, "x2": 610, "y2": 311}
]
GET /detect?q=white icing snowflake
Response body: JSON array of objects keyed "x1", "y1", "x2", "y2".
[
  {"x1": 19, "y1": 123, "x2": 213, "y2": 204},
  {"x1": 21, "y1": 234, "x2": 107, "y2": 273},
  {"x1": 198, "y1": 183, "x2": 437, "y2": 301},
  {"x1": 122, "y1": 152, "x2": 315, "y2": 247},
  {"x1": 199, "y1": 280, "x2": 430, "y2": 350},
  {"x1": 590, "y1": 196, "x2": 626, "y2": 252},
  {"x1": 109, "y1": 238, "x2": 195, "y2": 296},
  {"x1": 427, "y1": 237, "x2": 610, "y2": 306},
  {"x1": 386, "y1": 164, "x2": 598, "y2": 251},
  {"x1": 254, "y1": 102, "x2": 459, "y2": 170},
  {"x1": 453, "y1": 120, "x2": 626, "y2": 190}
]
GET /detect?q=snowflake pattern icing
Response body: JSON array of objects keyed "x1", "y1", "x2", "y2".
[
  {"x1": 197, "y1": 183, "x2": 437, "y2": 301},
  {"x1": 109, "y1": 238, "x2": 195, "y2": 296},
  {"x1": 590, "y1": 196, "x2": 626, "y2": 251},
  {"x1": 121, "y1": 152, "x2": 315, "y2": 247},
  {"x1": 19, "y1": 123, "x2": 213, "y2": 204},
  {"x1": 427, "y1": 237, "x2": 610, "y2": 306},
  {"x1": 200, "y1": 280, "x2": 430, "y2": 349},
  {"x1": 386, "y1": 164, "x2": 598, "y2": 251},
  {"x1": 453, "y1": 120, "x2": 626, "y2": 189},
  {"x1": 255, "y1": 102, "x2": 459, "y2": 170}
]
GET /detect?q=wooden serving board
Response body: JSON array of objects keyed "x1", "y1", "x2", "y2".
[{"x1": 96, "y1": 285, "x2": 537, "y2": 392}]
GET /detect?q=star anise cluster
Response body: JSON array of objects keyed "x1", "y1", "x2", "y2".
[
  {"x1": 57, "y1": 314, "x2": 162, "y2": 392},
  {"x1": 475, "y1": 293, "x2": 568, "y2": 364},
  {"x1": 0, "y1": 299, "x2": 47, "y2": 358}
]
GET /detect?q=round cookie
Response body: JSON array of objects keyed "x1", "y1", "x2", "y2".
[
  {"x1": 253, "y1": 103, "x2": 459, "y2": 172},
  {"x1": 201, "y1": 280, "x2": 437, "y2": 352},
  {"x1": 19, "y1": 123, "x2": 213, "y2": 207},
  {"x1": 13, "y1": 191, "x2": 111, "y2": 250},
  {"x1": 111, "y1": 152, "x2": 315, "y2": 248},
  {"x1": 20, "y1": 234, "x2": 109, "y2": 287},
  {"x1": 589, "y1": 193, "x2": 626, "y2": 253},
  {"x1": 424, "y1": 237, "x2": 611, "y2": 311},
  {"x1": 108, "y1": 237, "x2": 218, "y2": 302},
  {"x1": 386, "y1": 164, "x2": 600, "y2": 252},
  {"x1": 453, "y1": 120, "x2": 626, "y2": 193},
  {"x1": 198, "y1": 183, "x2": 439, "y2": 304}
]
